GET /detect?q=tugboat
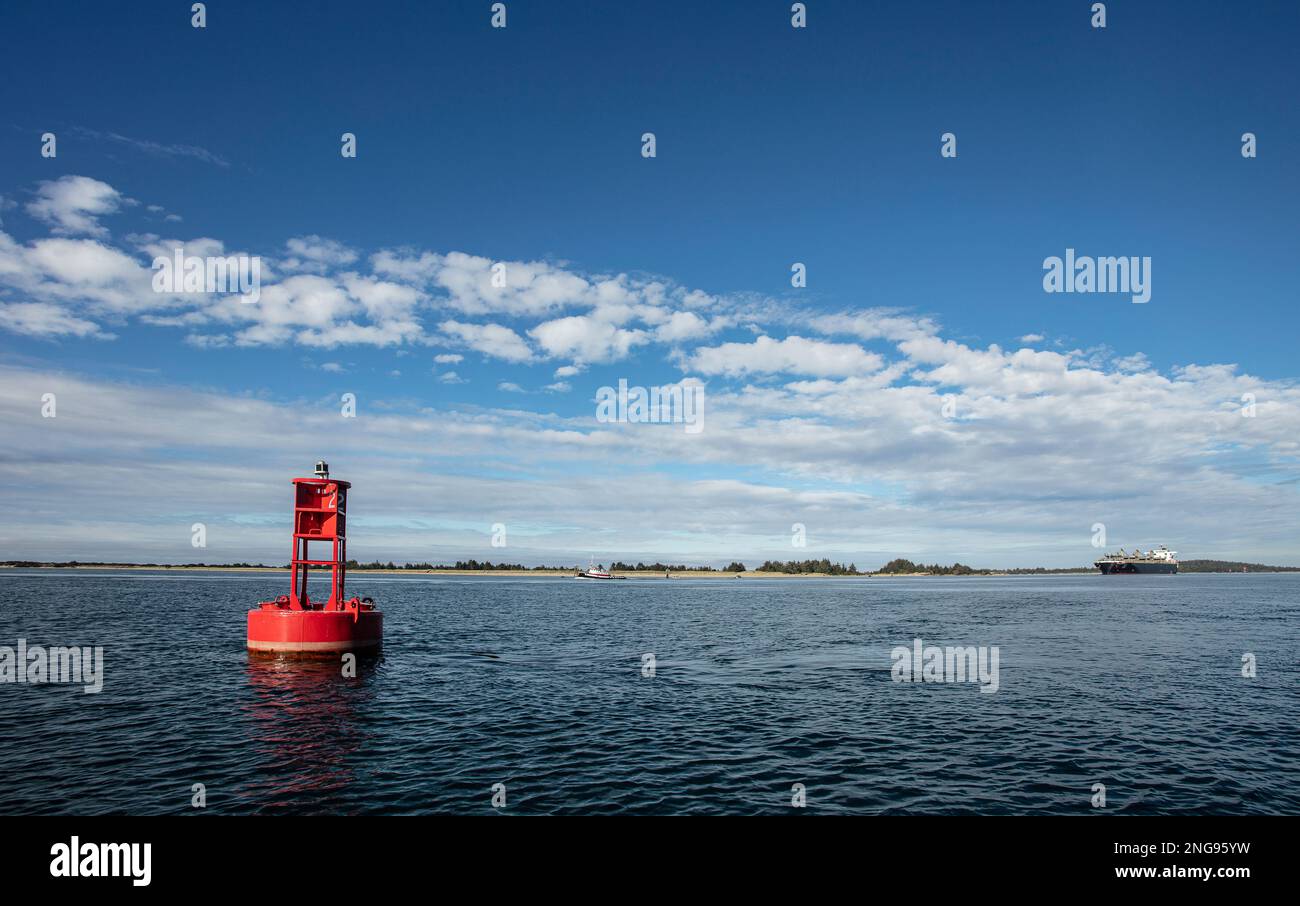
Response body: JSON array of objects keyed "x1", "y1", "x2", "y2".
[
  {"x1": 575, "y1": 557, "x2": 624, "y2": 580},
  {"x1": 1094, "y1": 545, "x2": 1179, "y2": 575}
]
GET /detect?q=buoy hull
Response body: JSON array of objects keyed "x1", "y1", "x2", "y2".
[{"x1": 247, "y1": 608, "x2": 383, "y2": 654}]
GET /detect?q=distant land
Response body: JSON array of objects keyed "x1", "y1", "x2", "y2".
[{"x1": 2, "y1": 558, "x2": 1297, "y2": 575}]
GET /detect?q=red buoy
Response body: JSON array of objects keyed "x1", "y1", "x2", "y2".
[{"x1": 247, "y1": 461, "x2": 382, "y2": 654}]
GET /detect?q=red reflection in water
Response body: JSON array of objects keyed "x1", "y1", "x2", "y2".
[{"x1": 239, "y1": 652, "x2": 380, "y2": 812}]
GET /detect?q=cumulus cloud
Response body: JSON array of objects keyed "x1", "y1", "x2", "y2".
[
  {"x1": 688, "y1": 336, "x2": 884, "y2": 378},
  {"x1": 810, "y1": 309, "x2": 938, "y2": 342},
  {"x1": 529, "y1": 314, "x2": 648, "y2": 364},
  {"x1": 374, "y1": 250, "x2": 594, "y2": 317},
  {"x1": 1114, "y1": 352, "x2": 1152, "y2": 372},
  {"x1": 0, "y1": 231, "x2": 158, "y2": 314},
  {"x1": 0, "y1": 176, "x2": 788, "y2": 357},
  {"x1": 2, "y1": 173, "x2": 1298, "y2": 569},
  {"x1": 282, "y1": 235, "x2": 359, "y2": 273},
  {"x1": 240, "y1": 275, "x2": 351, "y2": 330},
  {"x1": 439, "y1": 319, "x2": 535, "y2": 362},
  {"x1": 654, "y1": 310, "x2": 722, "y2": 343},
  {"x1": 340, "y1": 274, "x2": 421, "y2": 320},
  {"x1": 26, "y1": 176, "x2": 129, "y2": 237},
  {"x1": 0, "y1": 302, "x2": 113, "y2": 339}
]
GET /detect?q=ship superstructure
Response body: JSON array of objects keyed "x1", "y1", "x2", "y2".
[{"x1": 1095, "y1": 545, "x2": 1178, "y2": 574}]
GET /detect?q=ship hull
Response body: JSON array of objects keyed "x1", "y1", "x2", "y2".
[{"x1": 1096, "y1": 562, "x2": 1178, "y2": 575}]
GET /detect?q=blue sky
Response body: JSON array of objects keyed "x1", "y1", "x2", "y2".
[{"x1": 1, "y1": 1, "x2": 1297, "y2": 567}]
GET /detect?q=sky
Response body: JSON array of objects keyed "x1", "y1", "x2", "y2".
[{"x1": 0, "y1": 0, "x2": 1297, "y2": 568}]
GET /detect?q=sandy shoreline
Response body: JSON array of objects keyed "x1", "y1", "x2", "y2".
[{"x1": 0, "y1": 564, "x2": 1094, "y2": 578}]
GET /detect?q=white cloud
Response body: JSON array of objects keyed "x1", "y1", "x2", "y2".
[
  {"x1": 654, "y1": 310, "x2": 722, "y2": 343},
  {"x1": 283, "y1": 318, "x2": 423, "y2": 349},
  {"x1": 0, "y1": 177, "x2": 772, "y2": 354},
  {"x1": 0, "y1": 302, "x2": 113, "y2": 339},
  {"x1": 439, "y1": 319, "x2": 535, "y2": 362},
  {"x1": 373, "y1": 250, "x2": 597, "y2": 318},
  {"x1": 68, "y1": 128, "x2": 230, "y2": 168},
  {"x1": 810, "y1": 309, "x2": 937, "y2": 342},
  {"x1": 25, "y1": 237, "x2": 143, "y2": 287},
  {"x1": 0, "y1": 231, "x2": 158, "y2": 315},
  {"x1": 1114, "y1": 352, "x2": 1152, "y2": 373},
  {"x1": 529, "y1": 314, "x2": 648, "y2": 363},
  {"x1": 165, "y1": 271, "x2": 424, "y2": 350},
  {"x1": 239, "y1": 275, "x2": 352, "y2": 329},
  {"x1": 1, "y1": 358, "x2": 1296, "y2": 566},
  {"x1": 3, "y1": 173, "x2": 1296, "y2": 570},
  {"x1": 341, "y1": 274, "x2": 422, "y2": 320},
  {"x1": 26, "y1": 176, "x2": 129, "y2": 237},
  {"x1": 369, "y1": 249, "x2": 441, "y2": 283},
  {"x1": 689, "y1": 335, "x2": 884, "y2": 377},
  {"x1": 282, "y1": 235, "x2": 359, "y2": 273}
]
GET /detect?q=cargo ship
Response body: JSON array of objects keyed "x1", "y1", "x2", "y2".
[{"x1": 1094, "y1": 546, "x2": 1178, "y2": 574}]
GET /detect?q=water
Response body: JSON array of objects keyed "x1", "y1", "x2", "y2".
[{"x1": 0, "y1": 570, "x2": 1295, "y2": 815}]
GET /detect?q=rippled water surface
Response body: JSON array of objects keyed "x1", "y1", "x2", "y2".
[{"x1": 0, "y1": 570, "x2": 1296, "y2": 814}]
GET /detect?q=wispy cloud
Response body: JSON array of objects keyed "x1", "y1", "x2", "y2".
[
  {"x1": 1, "y1": 356, "x2": 1297, "y2": 565},
  {"x1": 70, "y1": 127, "x2": 230, "y2": 168}
]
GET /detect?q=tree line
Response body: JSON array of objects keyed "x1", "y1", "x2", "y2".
[
  {"x1": 756, "y1": 559, "x2": 862, "y2": 575},
  {"x1": 7, "y1": 557, "x2": 1297, "y2": 574}
]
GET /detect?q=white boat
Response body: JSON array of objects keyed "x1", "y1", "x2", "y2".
[{"x1": 575, "y1": 558, "x2": 623, "y2": 580}]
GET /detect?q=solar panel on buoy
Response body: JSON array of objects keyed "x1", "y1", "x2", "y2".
[{"x1": 247, "y1": 461, "x2": 383, "y2": 653}]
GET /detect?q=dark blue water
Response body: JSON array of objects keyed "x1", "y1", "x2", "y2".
[{"x1": 0, "y1": 570, "x2": 1295, "y2": 815}]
